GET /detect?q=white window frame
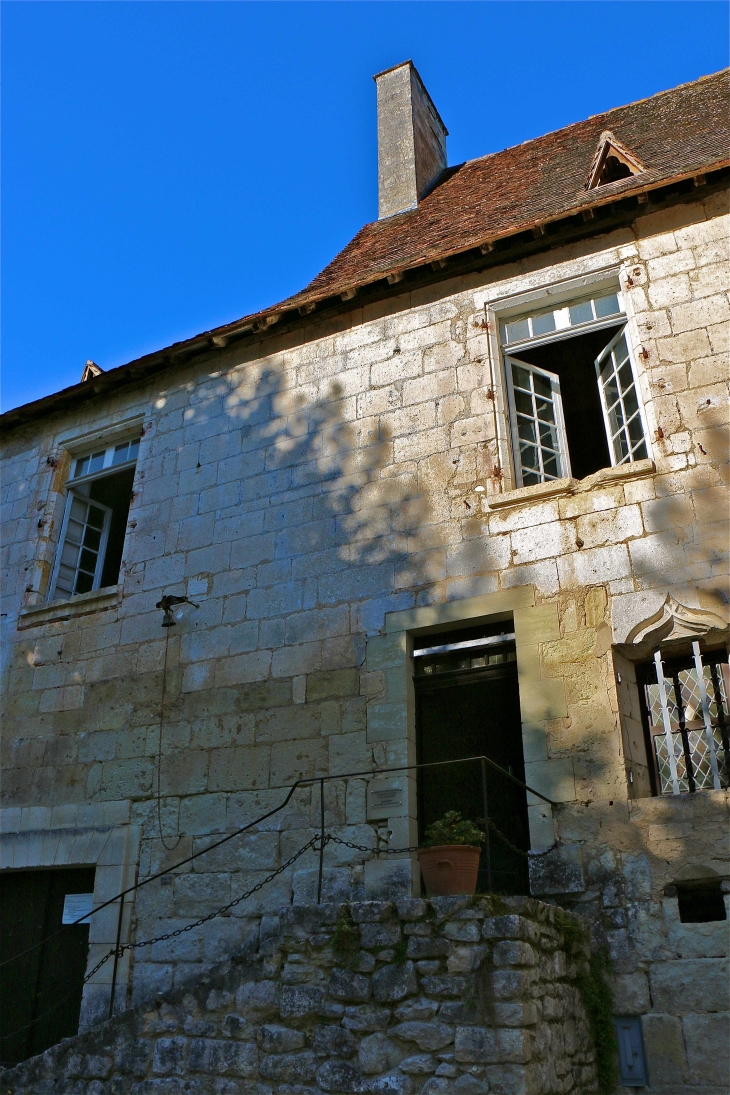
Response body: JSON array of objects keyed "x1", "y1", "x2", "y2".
[
  {"x1": 49, "y1": 493, "x2": 113, "y2": 601},
  {"x1": 496, "y1": 290, "x2": 650, "y2": 488},
  {"x1": 594, "y1": 327, "x2": 651, "y2": 467},
  {"x1": 505, "y1": 356, "x2": 571, "y2": 487},
  {"x1": 48, "y1": 438, "x2": 140, "y2": 602}
]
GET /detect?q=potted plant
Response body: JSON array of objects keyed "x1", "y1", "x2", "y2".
[{"x1": 418, "y1": 811, "x2": 485, "y2": 897}]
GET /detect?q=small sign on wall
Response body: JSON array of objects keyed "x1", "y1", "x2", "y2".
[
  {"x1": 367, "y1": 779, "x2": 405, "y2": 819},
  {"x1": 62, "y1": 893, "x2": 94, "y2": 925}
]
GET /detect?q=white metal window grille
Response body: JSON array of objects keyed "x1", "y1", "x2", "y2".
[
  {"x1": 505, "y1": 359, "x2": 569, "y2": 486},
  {"x1": 645, "y1": 646, "x2": 730, "y2": 795},
  {"x1": 595, "y1": 330, "x2": 649, "y2": 465},
  {"x1": 51, "y1": 495, "x2": 112, "y2": 600}
]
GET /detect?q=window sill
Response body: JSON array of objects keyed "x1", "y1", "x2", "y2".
[
  {"x1": 18, "y1": 585, "x2": 121, "y2": 630},
  {"x1": 487, "y1": 459, "x2": 655, "y2": 511}
]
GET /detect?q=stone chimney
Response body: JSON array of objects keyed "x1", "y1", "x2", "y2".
[{"x1": 374, "y1": 61, "x2": 448, "y2": 220}]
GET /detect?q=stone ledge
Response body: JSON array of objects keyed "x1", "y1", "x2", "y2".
[
  {"x1": 486, "y1": 459, "x2": 656, "y2": 511},
  {"x1": 18, "y1": 585, "x2": 121, "y2": 629}
]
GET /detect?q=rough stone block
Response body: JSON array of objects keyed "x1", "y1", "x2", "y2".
[
  {"x1": 642, "y1": 1014, "x2": 688, "y2": 1085},
  {"x1": 683, "y1": 1012, "x2": 730, "y2": 1088},
  {"x1": 259, "y1": 1050, "x2": 317, "y2": 1083},
  {"x1": 391, "y1": 1021, "x2": 455, "y2": 1052},
  {"x1": 329, "y1": 968, "x2": 373, "y2": 1003},
  {"x1": 359, "y1": 1033, "x2": 404, "y2": 1074},
  {"x1": 372, "y1": 961, "x2": 418, "y2": 1003},
  {"x1": 650, "y1": 959, "x2": 729, "y2": 1014},
  {"x1": 453, "y1": 1027, "x2": 499, "y2": 1064}
]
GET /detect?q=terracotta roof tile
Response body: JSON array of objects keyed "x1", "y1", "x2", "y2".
[{"x1": 280, "y1": 69, "x2": 729, "y2": 307}]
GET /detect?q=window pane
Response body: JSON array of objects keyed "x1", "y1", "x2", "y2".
[
  {"x1": 73, "y1": 456, "x2": 90, "y2": 478},
  {"x1": 75, "y1": 572, "x2": 94, "y2": 594},
  {"x1": 594, "y1": 293, "x2": 620, "y2": 318},
  {"x1": 533, "y1": 373, "x2": 552, "y2": 399},
  {"x1": 83, "y1": 526, "x2": 102, "y2": 550},
  {"x1": 622, "y1": 386, "x2": 640, "y2": 419},
  {"x1": 519, "y1": 442, "x2": 539, "y2": 471},
  {"x1": 89, "y1": 451, "x2": 106, "y2": 473},
  {"x1": 601, "y1": 371, "x2": 620, "y2": 408},
  {"x1": 613, "y1": 333, "x2": 629, "y2": 362},
  {"x1": 531, "y1": 311, "x2": 556, "y2": 336},
  {"x1": 512, "y1": 364, "x2": 532, "y2": 389},
  {"x1": 569, "y1": 301, "x2": 594, "y2": 325},
  {"x1": 630, "y1": 411, "x2": 643, "y2": 446},
  {"x1": 534, "y1": 397, "x2": 555, "y2": 422},
  {"x1": 70, "y1": 497, "x2": 88, "y2": 522},
  {"x1": 542, "y1": 453, "x2": 560, "y2": 479},
  {"x1": 61, "y1": 542, "x2": 81, "y2": 567},
  {"x1": 505, "y1": 319, "x2": 530, "y2": 343},
  {"x1": 522, "y1": 468, "x2": 541, "y2": 486},
  {"x1": 614, "y1": 432, "x2": 630, "y2": 463},
  {"x1": 79, "y1": 549, "x2": 98, "y2": 574},
  {"x1": 112, "y1": 440, "x2": 139, "y2": 465},
  {"x1": 514, "y1": 390, "x2": 533, "y2": 415},
  {"x1": 518, "y1": 418, "x2": 538, "y2": 445},
  {"x1": 539, "y1": 421, "x2": 559, "y2": 449},
  {"x1": 65, "y1": 519, "x2": 85, "y2": 546},
  {"x1": 87, "y1": 505, "x2": 107, "y2": 530}
]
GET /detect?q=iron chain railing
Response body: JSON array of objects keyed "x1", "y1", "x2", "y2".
[{"x1": 0, "y1": 754, "x2": 555, "y2": 1044}]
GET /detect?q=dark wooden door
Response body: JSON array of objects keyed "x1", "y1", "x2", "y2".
[
  {"x1": 0, "y1": 867, "x2": 95, "y2": 1066},
  {"x1": 416, "y1": 659, "x2": 529, "y2": 894}
]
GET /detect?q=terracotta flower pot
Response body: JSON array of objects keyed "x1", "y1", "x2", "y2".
[{"x1": 418, "y1": 844, "x2": 482, "y2": 897}]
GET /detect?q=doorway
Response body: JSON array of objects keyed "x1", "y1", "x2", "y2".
[
  {"x1": 415, "y1": 625, "x2": 530, "y2": 894},
  {"x1": 0, "y1": 867, "x2": 95, "y2": 1066}
]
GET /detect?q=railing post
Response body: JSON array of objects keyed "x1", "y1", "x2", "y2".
[
  {"x1": 480, "y1": 757, "x2": 492, "y2": 894},
  {"x1": 654, "y1": 649, "x2": 681, "y2": 796},
  {"x1": 108, "y1": 895, "x2": 124, "y2": 1020},
  {"x1": 692, "y1": 641, "x2": 722, "y2": 790},
  {"x1": 317, "y1": 778, "x2": 326, "y2": 904}
]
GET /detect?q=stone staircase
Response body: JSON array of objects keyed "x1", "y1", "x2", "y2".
[{"x1": 1, "y1": 896, "x2": 598, "y2": 1095}]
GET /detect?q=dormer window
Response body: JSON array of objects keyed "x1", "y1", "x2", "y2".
[{"x1": 586, "y1": 131, "x2": 645, "y2": 190}]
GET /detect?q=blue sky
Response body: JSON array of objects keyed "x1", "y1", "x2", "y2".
[{"x1": 2, "y1": 1, "x2": 728, "y2": 411}]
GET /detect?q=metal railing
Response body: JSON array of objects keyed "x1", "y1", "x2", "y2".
[{"x1": 0, "y1": 754, "x2": 556, "y2": 1045}]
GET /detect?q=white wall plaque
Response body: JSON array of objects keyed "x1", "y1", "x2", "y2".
[
  {"x1": 367, "y1": 779, "x2": 404, "y2": 819},
  {"x1": 62, "y1": 892, "x2": 94, "y2": 925}
]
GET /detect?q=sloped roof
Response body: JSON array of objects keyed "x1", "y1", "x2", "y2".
[
  {"x1": 282, "y1": 68, "x2": 728, "y2": 306},
  {"x1": 2, "y1": 69, "x2": 728, "y2": 430}
]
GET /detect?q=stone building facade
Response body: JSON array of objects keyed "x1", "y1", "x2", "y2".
[{"x1": 1, "y1": 64, "x2": 728, "y2": 1092}]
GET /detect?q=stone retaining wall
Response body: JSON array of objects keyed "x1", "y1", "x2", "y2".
[{"x1": 1, "y1": 896, "x2": 598, "y2": 1095}]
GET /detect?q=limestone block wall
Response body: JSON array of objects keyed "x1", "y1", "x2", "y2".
[
  {"x1": 0, "y1": 897, "x2": 599, "y2": 1095},
  {"x1": 0, "y1": 187, "x2": 728, "y2": 1043}
]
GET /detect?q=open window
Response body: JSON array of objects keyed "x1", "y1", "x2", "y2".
[
  {"x1": 49, "y1": 437, "x2": 139, "y2": 601},
  {"x1": 501, "y1": 290, "x2": 650, "y2": 486}
]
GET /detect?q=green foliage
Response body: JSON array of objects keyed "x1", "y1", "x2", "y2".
[
  {"x1": 553, "y1": 909, "x2": 617, "y2": 1093},
  {"x1": 554, "y1": 906, "x2": 588, "y2": 960},
  {"x1": 331, "y1": 906, "x2": 360, "y2": 966},
  {"x1": 423, "y1": 811, "x2": 485, "y2": 848},
  {"x1": 578, "y1": 948, "x2": 618, "y2": 1095}
]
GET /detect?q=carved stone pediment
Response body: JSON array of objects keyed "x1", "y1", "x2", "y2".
[{"x1": 620, "y1": 594, "x2": 728, "y2": 658}]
